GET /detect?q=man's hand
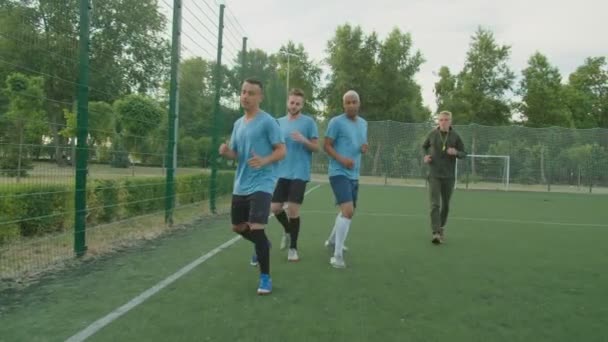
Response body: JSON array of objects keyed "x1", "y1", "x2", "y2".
[
  {"x1": 291, "y1": 131, "x2": 306, "y2": 143},
  {"x1": 447, "y1": 148, "x2": 458, "y2": 156},
  {"x1": 361, "y1": 143, "x2": 369, "y2": 154},
  {"x1": 219, "y1": 142, "x2": 229, "y2": 156},
  {"x1": 424, "y1": 155, "x2": 432, "y2": 164},
  {"x1": 247, "y1": 152, "x2": 268, "y2": 169},
  {"x1": 339, "y1": 157, "x2": 355, "y2": 169}
]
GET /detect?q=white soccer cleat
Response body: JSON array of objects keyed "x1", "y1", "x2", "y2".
[
  {"x1": 280, "y1": 233, "x2": 290, "y2": 250},
  {"x1": 287, "y1": 248, "x2": 299, "y2": 262},
  {"x1": 330, "y1": 256, "x2": 346, "y2": 269}
]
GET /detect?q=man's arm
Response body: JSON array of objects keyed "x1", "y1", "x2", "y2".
[
  {"x1": 422, "y1": 132, "x2": 432, "y2": 164},
  {"x1": 291, "y1": 132, "x2": 319, "y2": 152},
  {"x1": 247, "y1": 118, "x2": 286, "y2": 168},
  {"x1": 247, "y1": 143, "x2": 286, "y2": 169},
  {"x1": 219, "y1": 143, "x2": 237, "y2": 160},
  {"x1": 294, "y1": 119, "x2": 320, "y2": 152},
  {"x1": 268, "y1": 143, "x2": 287, "y2": 163},
  {"x1": 361, "y1": 122, "x2": 369, "y2": 154},
  {"x1": 422, "y1": 133, "x2": 431, "y2": 154},
  {"x1": 324, "y1": 137, "x2": 353, "y2": 169},
  {"x1": 220, "y1": 128, "x2": 238, "y2": 160}
]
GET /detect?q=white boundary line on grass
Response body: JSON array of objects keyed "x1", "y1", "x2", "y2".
[
  {"x1": 65, "y1": 184, "x2": 323, "y2": 342},
  {"x1": 301, "y1": 210, "x2": 608, "y2": 228}
]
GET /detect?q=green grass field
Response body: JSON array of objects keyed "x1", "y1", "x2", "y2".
[{"x1": 1, "y1": 185, "x2": 607, "y2": 341}]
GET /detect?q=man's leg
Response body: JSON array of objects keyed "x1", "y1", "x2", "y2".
[
  {"x1": 249, "y1": 192, "x2": 273, "y2": 295},
  {"x1": 428, "y1": 177, "x2": 442, "y2": 244},
  {"x1": 284, "y1": 180, "x2": 306, "y2": 260},
  {"x1": 439, "y1": 178, "x2": 455, "y2": 240},
  {"x1": 231, "y1": 195, "x2": 252, "y2": 239},
  {"x1": 333, "y1": 202, "x2": 353, "y2": 260},
  {"x1": 285, "y1": 203, "x2": 301, "y2": 261},
  {"x1": 231, "y1": 195, "x2": 260, "y2": 265},
  {"x1": 329, "y1": 176, "x2": 355, "y2": 268},
  {"x1": 271, "y1": 179, "x2": 291, "y2": 250},
  {"x1": 326, "y1": 213, "x2": 340, "y2": 244}
]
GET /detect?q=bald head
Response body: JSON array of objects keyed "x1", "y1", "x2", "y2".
[{"x1": 342, "y1": 90, "x2": 360, "y2": 118}]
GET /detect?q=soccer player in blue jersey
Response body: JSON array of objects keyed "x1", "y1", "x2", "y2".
[
  {"x1": 270, "y1": 88, "x2": 319, "y2": 262},
  {"x1": 323, "y1": 90, "x2": 368, "y2": 268},
  {"x1": 219, "y1": 78, "x2": 286, "y2": 295}
]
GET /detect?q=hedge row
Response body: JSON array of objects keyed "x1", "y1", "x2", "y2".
[{"x1": 0, "y1": 172, "x2": 234, "y2": 244}]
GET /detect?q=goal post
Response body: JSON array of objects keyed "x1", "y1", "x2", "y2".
[{"x1": 456, "y1": 154, "x2": 510, "y2": 191}]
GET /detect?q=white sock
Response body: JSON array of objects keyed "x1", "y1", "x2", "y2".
[
  {"x1": 334, "y1": 216, "x2": 351, "y2": 259},
  {"x1": 327, "y1": 213, "x2": 341, "y2": 244}
]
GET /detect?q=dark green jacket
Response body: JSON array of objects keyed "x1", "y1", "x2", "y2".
[{"x1": 422, "y1": 127, "x2": 467, "y2": 179}]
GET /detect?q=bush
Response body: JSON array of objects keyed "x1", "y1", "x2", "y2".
[
  {"x1": 176, "y1": 174, "x2": 209, "y2": 205},
  {"x1": 0, "y1": 224, "x2": 20, "y2": 244},
  {"x1": 0, "y1": 195, "x2": 20, "y2": 244},
  {"x1": 0, "y1": 152, "x2": 33, "y2": 177},
  {"x1": 0, "y1": 172, "x2": 234, "y2": 245},
  {"x1": 0, "y1": 185, "x2": 72, "y2": 238},
  {"x1": 123, "y1": 177, "x2": 166, "y2": 217},
  {"x1": 92, "y1": 180, "x2": 121, "y2": 223}
]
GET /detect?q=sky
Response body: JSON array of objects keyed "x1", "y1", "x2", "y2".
[{"x1": 199, "y1": 0, "x2": 607, "y2": 112}]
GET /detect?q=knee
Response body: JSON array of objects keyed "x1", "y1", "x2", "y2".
[
  {"x1": 341, "y1": 208, "x2": 354, "y2": 219},
  {"x1": 270, "y1": 203, "x2": 283, "y2": 215},
  {"x1": 286, "y1": 206, "x2": 300, "y2": 218}
]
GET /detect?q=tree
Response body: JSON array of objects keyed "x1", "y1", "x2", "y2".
[
  {"x1": 518, "y1": 52, "x2": 572, "y2": 128},
  {"x1": 178, "y1": 57, "x2": 213, "y2": 138},
  {"x1": 60, "y1": 101, "x2": 115, "y2": 164},
  {"x1": 323, "y1": 25, "x2": 428, "y2": 121},
  {"x1": 434, "y1": 66, "x2": 456, "y2": 111},
  {"x1": 565, "y1": 57, "x2": 608, "y2": 128},
  {"x1": 455, "y1": 27, "x2": 515, "y2": 125},
  {"x1": 371, "y1": 28, "x2": 428, "y2": 122},
  {"x1": 88, "y1": 0, "x2": 170, "y2": 99},
  {"x1": 323, "y1": 24, "x2": 378, "y2": 117},
  {"x1": 114, "y1": 94, "x2": 164, "y2": 163},
  {"x1": 61, "y1": 101, "x2": 115, "y2": 144},
  {"x1": 2, "y1": 73, "x2": 46, "y2": 180},
  {"x1": 228, "y1": 48, "x2": 285, "y2": 117},
  {"x1": 0, "y1": 0, "x2": 170, "y2": 165},
  {"x1": 276, "y1": 41, "x2": 323, "y2": 115}
]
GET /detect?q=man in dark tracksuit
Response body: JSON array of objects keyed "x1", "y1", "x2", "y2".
[{"x1": 422, "y1": 111, "x2": 467, "y2": 244}]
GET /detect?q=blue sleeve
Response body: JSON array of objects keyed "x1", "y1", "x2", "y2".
[
  {"x1": 309, "y1": 119, "x2": 319, "y2": 139},
  {"x1": 267, "y1": 118, "x2": 284, "y2": 145},
  {"x1": 363, "y1": 121, "x2": 368, "y2": 144},
  {"x1": 325, "y1": 118, "x2": 338, "y2": 140}
]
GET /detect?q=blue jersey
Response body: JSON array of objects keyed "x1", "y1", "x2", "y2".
[
  {"x1": 229, "y1": 111, "x2": 284, "y2": 195},
  {"x1": 276, "y1": 114, "x2": 319, "y2": 181},
  {"x1": 325, "y1": 113, "x2": 368, "y2": 180}
]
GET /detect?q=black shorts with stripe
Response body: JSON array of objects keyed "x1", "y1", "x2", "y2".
[{"x1": 271, "y1": 178, "x2": 307, "y2": 204}]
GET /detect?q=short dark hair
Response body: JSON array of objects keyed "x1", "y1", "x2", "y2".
[
  {"x1": 288, "y1": 88, "x2": 305, "y2": 98},
  {"x1": 243, "y1": 78, "x2": 263, "y2": 91}
]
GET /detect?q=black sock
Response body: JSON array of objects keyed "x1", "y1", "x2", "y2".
[
  {"x1": 251, "y1": 229, "x2": 270, "y2": 275},
  {"x1": 289, "y1": 217, "x2": 300, "y2": 249},
  {"x1": 275, "y1": 210, "x2": 290, "y2": 234}
]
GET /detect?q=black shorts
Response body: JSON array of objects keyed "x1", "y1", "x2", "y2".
[
  {"x1": 271, "y1": 178, "x2": 308, "y2": 204},
  {"x1": 231, "y1": 192, "x2": 272, "y2": 225}
]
